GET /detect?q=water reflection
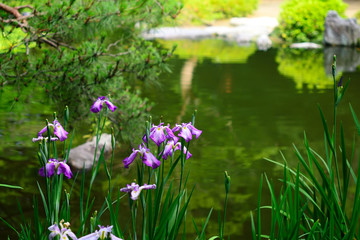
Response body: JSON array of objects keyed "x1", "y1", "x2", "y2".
[
  {"x1": 324, "y1": 47, "x2": 360, "y2": 75},
  {"x1": 159, "y1": 39, "x2": 257, "y2": 63},
  {"x1": 276, "y1": 48, "x2": 334, "y2": 91},
  {"x1": 178, "y1": 57, "x2": 198, "y2": 122}
]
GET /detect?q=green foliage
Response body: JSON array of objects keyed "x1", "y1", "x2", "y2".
[
  {"x1": 0, "y1": 0, "x2": 179, "y2": 142},
  {"x1": 279, "y1": 0, "x2": 347, "y2": 43},
  {"x1": 177, "y1": 0, "x2": 258, "y2": 25},
  {"x1": 0, "y1": 27, "x2": 36, "y2": 53},
  {"x1": 276, "y1": 48, "x2": 335, "y2": 90}
]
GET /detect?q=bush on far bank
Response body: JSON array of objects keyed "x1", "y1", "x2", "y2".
[
  {"x1": 279, "y1": 0, "x2": 347, "y2": 43},
  {"x1": 177, "y1": 0, "x2": 258, "y2": 25}
]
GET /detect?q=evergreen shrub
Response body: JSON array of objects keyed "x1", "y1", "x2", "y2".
[
  {"x1": 178, "y1": 0, "x2": 258, "y2": 24},
  {"x1": 279, "y1": 0, "x2": 347, "y2": 43}
]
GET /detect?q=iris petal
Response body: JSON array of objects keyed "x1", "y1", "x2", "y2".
[
  {"x1": 172, "y1": 125, "x2": 181, "y2": 132},
  {"x1": 90, "y1": 98, "x2": 104, "y2": 113},
  {"x1": 165, "y1": 126, "x2": 178, "y2": 142},
  {"x1": 163, "y1": 141, "x2": 174, "y2": 160},
  {"x1": 66, "y1": 231, "x2": 78, "y2": 240},
  {"x1": 54, "y1": 121, "x2": 69, "y2": 142},
  {"x1": 123, "y1": 150, "x2": 138, "y2": 168},
  {"x1": 38, "y1": 126, "x2": 49, "y2": 137},
  {"x1": 46, "y1": 161, "x2": 56, "y2": 177},
  {"x1": 189, "y1": 124, "x2": 202, "y2": 138},
  {"x1": 142, "y1": 134, "x2": 148, "y2": 143},
  {"x1": 110, "y1": 233, "x2": 123, "y2": 240},
  {"x1": 49, "y1": 232, "x2": 59, "y2": 240},
  {"x1": 141, "y1": 184, "x2": 156, "y2": 190},
  {"x1": 179, "y1": 126, "x2": 192, "y2": 142},
  {"x1": 142, "y1": 151, "x2": 161, "y2": 169},
  {"x1": 150, "y1": 127, "x2": 166, "y2": 146},
  {"x1": 58, "y1": 162, "x2": 73, "y2": 179},
  {"x1": 104, "y1": 99, "x2": 117, "y2": 112},
  {"x1": 78, "y1": 232, "x2": 99, "y2": 240},
  {"x1": 131, "y1": 188, "x2": 141, "y2": 200},
  {"x1": 48, "y1": 224, "x2": 61, "y2": 233}
]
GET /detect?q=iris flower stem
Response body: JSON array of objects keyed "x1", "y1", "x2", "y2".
[
  {"x1": 85, "y1": 109, "x2": 107, "y2": 232},
  {"x1": 141, "y1": 195, "x2": 146, "y2": 240},
  {"x1": 131, "y1": 201, "x2": 138, "y2": 240},
  {"x1": 46, "y1": 122, "x2": 51, "y2": 159},
  {"x1": 108, "y1": 131, "x2": 115, "y2": 194},
  {"x1": 179, "y1": 138, "x2": 185, "y2": 194},
  {"x1": 332, "y1": 59, "x2": 342, "y2": 202},
  {"x1": 63, "y1": 107, "x2": 69, "y2": 159},
  {"x1": 161, "y1": 152, "x2": 165, "y2": 184},
  {"x1": 221, "y1": 192, "x2": 228, "y2": 239}
]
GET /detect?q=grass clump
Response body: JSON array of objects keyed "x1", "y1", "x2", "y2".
[{"x1": 251, "y1": 56, "x2": 360, "y2": 239}]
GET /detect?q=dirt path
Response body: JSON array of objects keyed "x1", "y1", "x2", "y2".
[{"x1": 250, "y1": 0, "x2": 360, "y2": 18}]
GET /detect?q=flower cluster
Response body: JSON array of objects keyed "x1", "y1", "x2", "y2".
[
  {"x1": 90, "y1": 96, "x2": 117, "y2": 113},
  {"x1": 48, "y1": 221, "x2": 123, "y2": 240},
  {"x1": 48, "y1": 221, "x2": 77, "y2": 240},
  {"x1": 120, "y1": 182, "x2": 156, "y2": 200},
  {"x1": 123, "y1": 143, "x2": 161, "y2": 169},
  {"x1": 33, "y1": 119, "x2": 69, "y2": 142},
  {"x1": 123, "y1": 121, "x2": 201, "y2": 169},
  {"x1": 162, "y1": 140, "x2": 192, "y2": 160},
  {"x1": 172, "y1": 122, "x2": 202, "y2": 142},
  {"x1": 79, "y1": 225, "x2": 122, "y2": 240},
  {"x1": 39, "y1": 158, "x2": 73, "y2": 179}
]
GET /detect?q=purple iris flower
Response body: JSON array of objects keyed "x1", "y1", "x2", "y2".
[
  {"x1": 123, "y1": 143, "x2": 161, "y2": 169},
  {"x1": 90, "y1": 96, "x2": 117, "y2": 113},
  {"x1": 39, "y1": 159, "x2": 73, "y2": 179},
  {"x1": 48, "y1": 221, "x2": 77, "y2": 240},
  {"x1": 172, "y1": 122, "x2": 202, "y2": 142},
  {"x1": 120, "y1": 182, "x2": 156, "y2": 200},
  {"x1": 143, "y1": 123, "x2": 178, "y2": 146},
  {"x1": 162, "y1": 140, "x2": 192, "y2": 160},
  {"x1": 37, "y1": 119, "x2": 69, "y2": 142},
  {"x1": 78, "y1": 225, "x2": 122, "y2": 240}
]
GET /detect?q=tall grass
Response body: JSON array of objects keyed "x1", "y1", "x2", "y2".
[{"x1": 251, "y1": 56, "x2": 360, "y2": 239}]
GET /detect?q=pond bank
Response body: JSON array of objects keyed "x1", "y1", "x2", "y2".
[{"x1": 142, "y1": 0, "x2": 360, "y2": 48}]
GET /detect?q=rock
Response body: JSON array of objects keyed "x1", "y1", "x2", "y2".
[
  {"x1": 142, "y1": 27, "x2": 212, "y2": 40},
  {"x1": 142, "y1": 17, "x2": 279, "y2": 43},
  {"x1": 324, "y1": 10, "x2": 360, "y2": 46},
  {"x1": 256, "y1": 34, "x2": 272, "y2": 50},
  {"x1": 290, "y1": 42, "x2": 322, "y2": 49},
  {"x1": 324, "y1": 47, "x2": 360, "y2": 75},
  {"x1": 68, "y1": 134, "x2": 113, "y2": 170}
]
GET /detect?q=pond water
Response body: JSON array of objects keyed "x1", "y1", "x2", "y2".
[{"x1": 2, "y1": 39, "x2": 360, "y2": 239}]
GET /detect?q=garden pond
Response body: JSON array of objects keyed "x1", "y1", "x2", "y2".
[{"x1": 2, "y1": 39, "x2": 360, "y2": 239}]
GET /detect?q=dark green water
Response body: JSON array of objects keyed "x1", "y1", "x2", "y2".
[{"x1": 2, "y1": 39, "x2": 360, "y2": 239}]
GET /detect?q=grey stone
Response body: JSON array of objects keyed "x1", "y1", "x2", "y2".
[
  {"x1": 324, "y1": 10, "x2": 360, "y2": 46},
  {"x1": 290, "y1": 42, "x2": 322, "y2": 49},
  {"x1": 324, "y1": 47, "x2": 360, "y2": 75},
  {"x1": 142, "y1": 17, "x2": 278, "y2": 42},
  {"x1": 68, "y1": 134, "x2": 113, "y2": 170},
  {"x1": 256, "y1": 34, "x2": 272, "y2": 50}
]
